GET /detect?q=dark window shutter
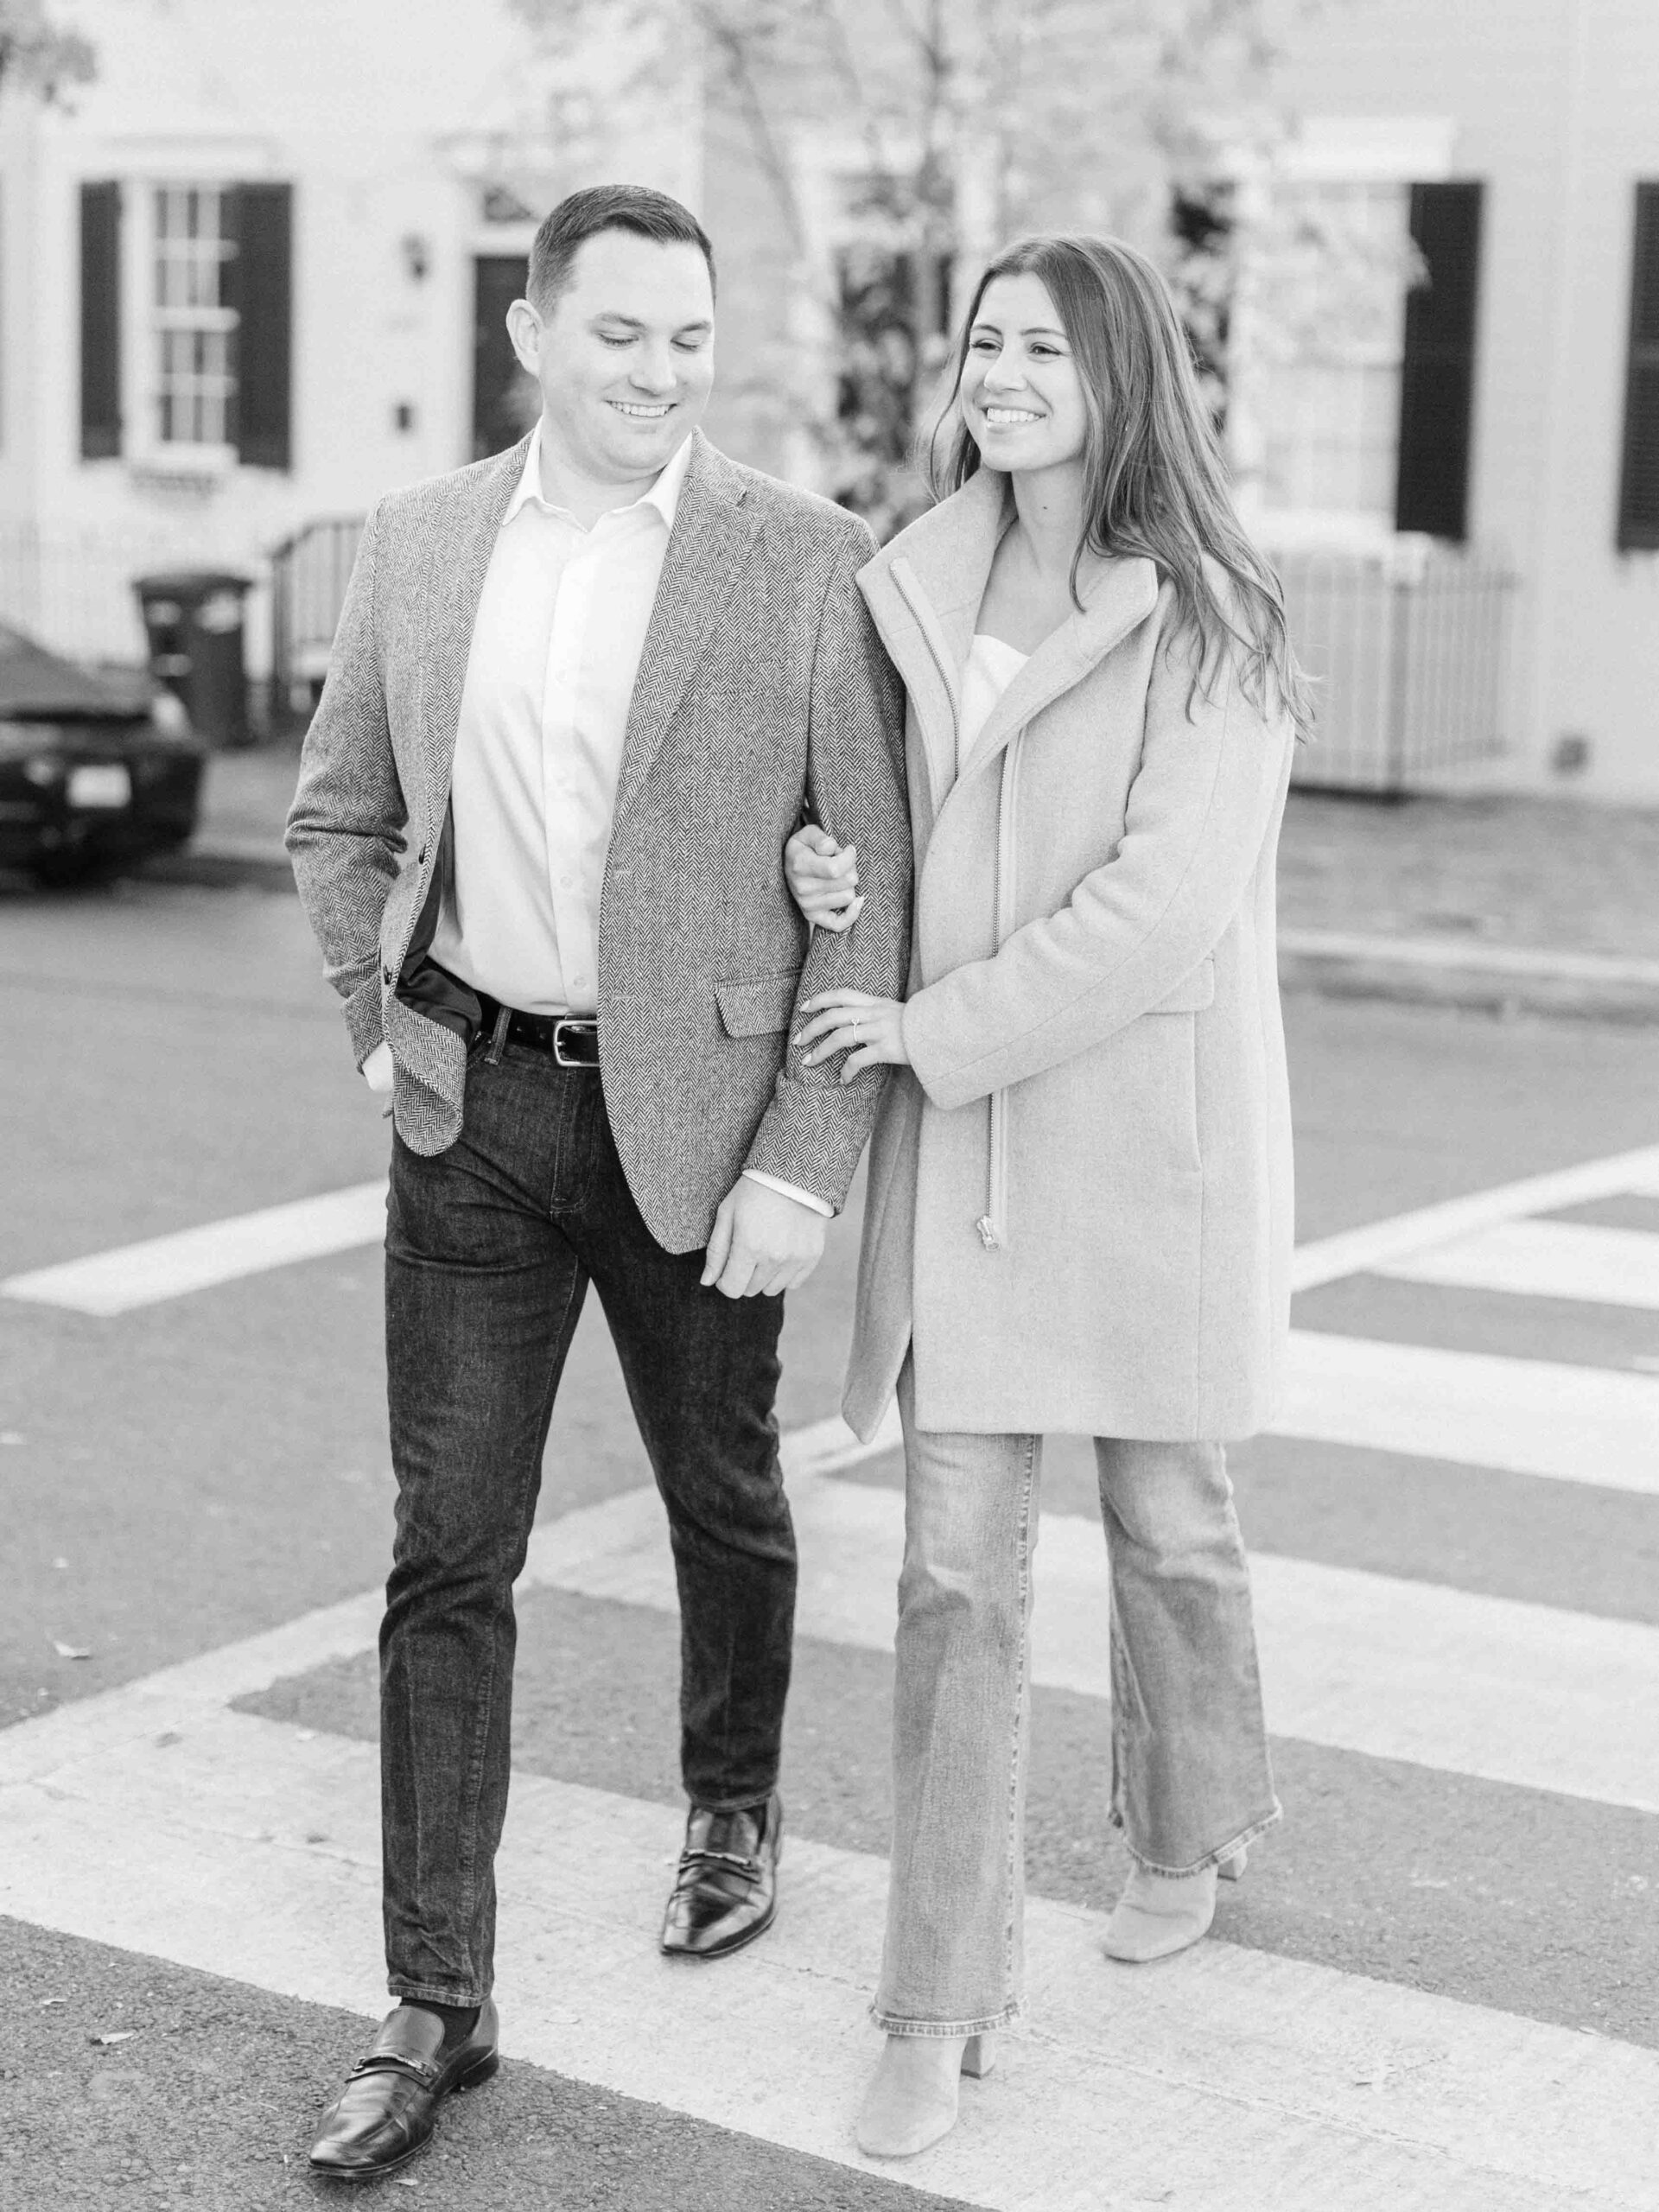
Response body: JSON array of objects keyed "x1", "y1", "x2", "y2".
[
  {"x1": 1394, "y1": 181, "x2": 1483, "y2": 540},
  {"x1": 226, "y1": 182, "x2": 293, "y2": 469},
  {"x1": 1617, "y1": 182, "x2": 1659, "y2": 552},
  {"x1": 79, "y1": 181, "x2": 122, "y2": 460}
]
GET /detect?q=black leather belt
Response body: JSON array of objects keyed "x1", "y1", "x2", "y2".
[{"x1": 474, "y1": 991, "x2": 600, "y2": 1067}]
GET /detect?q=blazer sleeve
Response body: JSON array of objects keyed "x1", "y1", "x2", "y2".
[
  {"x1": 901, "y1": 623, "x2": 1291, "y2": 1112},
  {"x1": 284, "y1": 502, "x2": 407, "y2": 1067},
  {"x1": 741, "y1": 518, "x2": 912, "y2": 1209}
]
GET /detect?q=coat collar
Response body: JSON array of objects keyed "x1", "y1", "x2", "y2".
[{"x1": 858, "y1": 469, "x2": 1161, "y2": 812}]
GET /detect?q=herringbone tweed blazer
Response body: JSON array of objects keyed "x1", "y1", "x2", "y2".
[{"x1": 286, "y1": 430, "x2": 911, "y2": 1254}]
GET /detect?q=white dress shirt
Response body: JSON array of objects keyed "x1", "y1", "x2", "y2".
[
  {"x1": 427, "y1": 423, "x2": 830, "y2": 1219},
  {"x1": 431, "y1": 423, "x2": 693, "y2": 1015}
]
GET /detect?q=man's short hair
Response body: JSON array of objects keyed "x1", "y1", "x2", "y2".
[{"x1": 527, "y1": 184, "x2": 716, "y2": 314}]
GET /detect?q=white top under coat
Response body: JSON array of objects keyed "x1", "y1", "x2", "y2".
[
  {"x1": 957, "y1": 632, "x2": 1029, "y2": 775},
  {"x1": 431, "y1": 424, "x2": 695, "y2": 1017}
]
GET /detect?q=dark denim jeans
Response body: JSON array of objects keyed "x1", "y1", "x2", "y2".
[{"x1": 379, "y1": 1040, "x2": 795, "y2": 2005}]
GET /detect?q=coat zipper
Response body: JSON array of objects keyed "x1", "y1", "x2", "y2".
[
  {"x1": 976, "y1": 724, "x2": 1025, "y2": 1252},
  {"x1": 889, "y1": 556, "x2": 1018, "y2": 1255}
]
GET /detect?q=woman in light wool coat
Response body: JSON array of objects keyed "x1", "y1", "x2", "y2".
[{"x1": 789, "y1": 232, "x2": 1313, "y2": 2161}]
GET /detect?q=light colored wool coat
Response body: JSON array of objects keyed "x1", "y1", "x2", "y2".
[
  {"x1": 286, "y1": 430, "x2": 911, "y2": 1254},
  {"x1": 842, "y1": 467, "x2": 1295, "y2": 1443}
]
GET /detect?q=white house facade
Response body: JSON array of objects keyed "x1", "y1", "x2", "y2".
[
  {"x1": 1, "y1": 0, "x2": 1656, "y2": 796},
  {"x1": 1250, "y1": 0, "x2": 1659, "y2": 797},
  {"x1": 0, "y1": 0, "x2": 700, "y2": 675}
]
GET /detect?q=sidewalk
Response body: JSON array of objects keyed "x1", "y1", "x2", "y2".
[{"x1": 172, "y1": 743, "x2": 1659, "y2": 1021}]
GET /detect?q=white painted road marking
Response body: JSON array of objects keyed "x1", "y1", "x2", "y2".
[
  {"x1": 10, "y1": 1139, "x2": 1659, "y2": 1318},
  {"x1": 1373, "y1": 1216, "x2": 1659, "y2": 1311},
  {"x1": 2, "y1": 1703, "x2": 1654, "y2": 2211},
  {"x1": 1274, "y1": 1330, "x2": 1659, "y2": 1492},
  {"x1": 525, "y1": 1475, "x2": 1659, "y2": 1815},
  {"x1": 1289, "y1": 1141, "x2": 1659, "y2": 1292},
  {"x1": 0, "y1": 1181, "x2": 387, "y2": 1316}
]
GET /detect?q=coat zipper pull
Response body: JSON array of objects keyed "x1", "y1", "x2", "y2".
[{"x1": 976, "y1": 1215, "x2": 1003, "y2": 1251}]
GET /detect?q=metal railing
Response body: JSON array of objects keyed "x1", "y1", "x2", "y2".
[
  {"x1": 1274, "y1": 540, "x2": 1516, "y2": 793},
  {"x1": 269, "y1": 515, "x2": 363, "y2": 714}
]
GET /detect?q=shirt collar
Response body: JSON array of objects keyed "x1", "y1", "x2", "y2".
[{"x1": 502, "y1": 420, "x2": 694, "y2": 531}]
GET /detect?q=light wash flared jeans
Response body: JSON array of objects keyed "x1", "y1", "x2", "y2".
[{"x1": 874, "y1": 1360, "x2": 1281, "y2": 2037}]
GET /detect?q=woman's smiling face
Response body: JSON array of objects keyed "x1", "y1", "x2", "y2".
[{"x1": 958, "y1": 272, "x2": 1090, "y2": 474}]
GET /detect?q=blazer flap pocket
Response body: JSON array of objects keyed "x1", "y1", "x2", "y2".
[
  {"x1": 1147, "y1": 957, "x2": 1216, "y2": 1015},
  {"x1": 715, "y1": 970, "x2": 799, "y2": 1038}
]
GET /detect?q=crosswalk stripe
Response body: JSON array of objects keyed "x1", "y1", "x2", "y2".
[
  {"x1": 1290, "y1": 1141, "x2": 1659, "y2": 1290},
  {"x1": 1274, "y1": 1329, "x2": 1659, "y2": 1493},
  {"x1": 527, "y1": 1475, "x2": 1659, "y2": 1815},
  {"x1": 9, "y1": 1141, "x2": 1659, "y2": 1318},
  {"x1": 1371, "y1": 1216, "x2": 1659, "y2": 1311},
  {"x1": 0, "y1": 1181, "x2": 387, "y2": 1315},
  {"x1": 3, "y1": 1707, "x2": 1654, "y2": 2211}
]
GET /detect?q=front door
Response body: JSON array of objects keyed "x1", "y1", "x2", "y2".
[{"x1": 472, "y1": 256, "x2": 538, "y2": 461}]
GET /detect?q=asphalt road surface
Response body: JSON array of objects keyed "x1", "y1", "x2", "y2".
[{"x1": 3, "y1": 870, "x2": 1659, "y2": 2211}]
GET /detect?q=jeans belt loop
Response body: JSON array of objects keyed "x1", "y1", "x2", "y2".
[{"x1": 484, "y1": 1002, "x2": 511, "y2": 1066}]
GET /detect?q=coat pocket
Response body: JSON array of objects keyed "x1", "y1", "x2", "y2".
[
  {"x1": 715, "y1": 970, "x2": 799, "y2": 1038},
  {"x1": 1147, "y1": 956, "x2": 1216, "y2": 1015}
]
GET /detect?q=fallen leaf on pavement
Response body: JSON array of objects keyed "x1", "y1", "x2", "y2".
[
  {"x1": 52, "y1": 1641, "x2": 92, "y2": 1660},
  {"x1": 89, "y1": 2031, "x2": 138, "y2": 2046}
]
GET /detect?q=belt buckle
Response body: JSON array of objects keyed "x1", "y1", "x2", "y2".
[{"x1": 553, "y1": 1019, "x2": 596, "y2": 1068}]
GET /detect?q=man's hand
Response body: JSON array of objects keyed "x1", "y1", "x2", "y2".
[
  {"x1": 362, "y1": 1039, "x2": 395, "y2": 1095},
  {"x1": 701, "y1": 1177, "x2": 828, "y2": 1299}
]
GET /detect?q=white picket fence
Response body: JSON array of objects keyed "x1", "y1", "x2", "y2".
[{"x1": 1277, "y1": 539, "x2": 1516, "y2": 791}]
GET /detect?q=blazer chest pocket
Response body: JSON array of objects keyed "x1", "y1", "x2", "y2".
[
  {"x1": 1147, "y1": 957, "x2": 1216, "y2": 1015},
  {"x1": 715, "y1": 970, "x2": 798, "y2": 1037}
]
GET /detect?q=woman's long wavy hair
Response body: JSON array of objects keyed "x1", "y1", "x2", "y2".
[{"x1": 927, "y1": 232, "x2": 1314, "y2": 739}]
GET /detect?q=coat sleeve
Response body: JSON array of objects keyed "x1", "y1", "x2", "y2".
[
  {"x1": 901, "y1": 622, "x2": 1291, "y2": 1112},
  {"x1": 283, "y1": 503, "x2": 407, "y2": 1067},
  {"x1": 741, "y1": 518, "x2": 912, "y2": 1210}
]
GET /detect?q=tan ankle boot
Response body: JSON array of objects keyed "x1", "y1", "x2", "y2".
[
  {"x1": 855, "y1": 2031, "x2": 996, "y2": 2158},
  {"x1": 1103, "y1": 1860, "x2": 1228, "y2": 1962}
]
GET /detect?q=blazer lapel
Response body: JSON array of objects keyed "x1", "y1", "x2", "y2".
[
  {"x1": 611, "y1": 431, "x2": 760, "y2": 830},
  {"x1": 410, "y1": 435, "x2": 527, "y2": 811}
]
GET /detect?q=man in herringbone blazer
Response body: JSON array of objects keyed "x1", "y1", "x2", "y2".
[{"x1": 289, "y1": 186, "x2": 908, "y2": 2180}]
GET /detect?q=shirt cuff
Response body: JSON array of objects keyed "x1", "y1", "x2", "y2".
[{"x1": 741, "y1": 1168, "x2": 834, "y2": 1218}]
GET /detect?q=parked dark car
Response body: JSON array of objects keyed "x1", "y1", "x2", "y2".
[{"x1": 0, "y1": 621, "x2": 206, "y2": 885}]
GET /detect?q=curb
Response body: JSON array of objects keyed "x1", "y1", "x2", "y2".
[{"x1": 1279, "y1": 929, "x2": 1659, "y2": 1025}]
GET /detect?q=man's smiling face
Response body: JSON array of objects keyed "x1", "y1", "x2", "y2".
[{"x1": 513, "y1": 228, "x2": 715, "y2": 488}]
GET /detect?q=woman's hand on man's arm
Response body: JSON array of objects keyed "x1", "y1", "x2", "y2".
[
  {"x1": 785, "y1": 824, "x2": 864, "y2": 932},
  {"x1": 796, "y1": 989, "x2": 910, "y2": 1083}
]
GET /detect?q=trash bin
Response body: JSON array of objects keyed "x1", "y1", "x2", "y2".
[{"x1": 133, "y1": 570, "x2": 255, "y2": 747}]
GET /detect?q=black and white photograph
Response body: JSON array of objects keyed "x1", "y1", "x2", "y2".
[{"x1": 3, "y1": 0, "x2": 1658, "y2": 2204}]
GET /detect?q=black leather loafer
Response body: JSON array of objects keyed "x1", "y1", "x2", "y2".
[
  {"x1": 660, "y1": 1792, "x2": 783, "y2": 1960},
  {"x1": 308, "y1": 1999, "x2": 499, "y2": 2180}
]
